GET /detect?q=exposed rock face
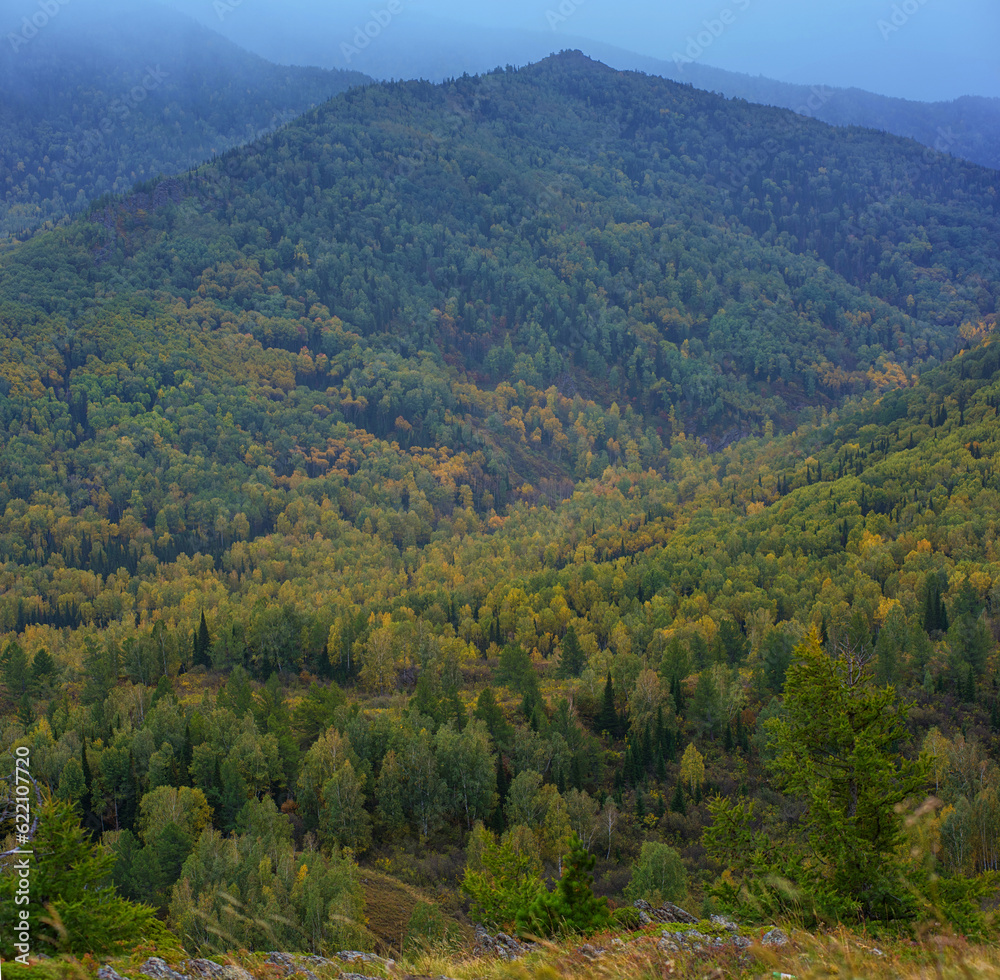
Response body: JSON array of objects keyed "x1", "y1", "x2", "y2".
[
  {"x1": 472, "y1": 924, "x2": 535, "y2": 960},
  {"x1": 631, "y1": 899, "x2": 699, "y2": 924},
  {"x1": 264, "y1": 954, "x2": 296, "y2": 973},
  {"x1": 762, "y1": 927, "x2": 790, "y2": 947},
  {"x1": 183, "y1": 961, "x2": 253, "y2": 980},
  {"x1": 710, "y1": 914, "x2": 739, "y2": 933},
  {"x1": 335, "y1": 952, "x2": 389, "y2": 965},
  {"x1": 140, "y1": 960, "x2": 188, "y2": 980},
  {"x1": 263, "y1": 951, "x2": 393, "y2": 980},
  {"x1": 657, "y1": 928, "x2": 753, "y2": 955},
  {"x1": 98, "y1": 967, "x2": 130, "y2": 980}
]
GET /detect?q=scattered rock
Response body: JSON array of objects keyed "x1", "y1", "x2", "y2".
[
  {"x1": 472, "y1": 924, "x2": 535, "y2": 960},
  {"x1": 762, "y1": 927, "x2": 790, "y2": 947},
  {"x1": 339, "y1": 975, "x2": 371, "y2": 980},
  {"x1": 710, "y1": 914, "x2": 739, "y2": 933},
  {"x1": 182, "y1": 961, "x2": 226, "y2": 980},
  {"x1": 658, "y1": 929, "x2": 724, "y2": 953},
  {"x1": 141, "y1": 960, "x2": 189, "y2": 980},
  {"x1": 98, "y1": 967, "x2": 131, "y2": 980},
  {"x1": 636, "y1": 909, "x2": 651, "y2": 926},
  {"x1": 632, "y1": 899, "x2": 699, "y2": 925},
  {"x1": 265, "y1": 954, "x2": 296, "y2": 974},
  {"x1": 577, "y1": 944, "x2": 606, "y2": 959},
  {"x1": 183, "y1": 963, "x2": 253, "y2": 980}
]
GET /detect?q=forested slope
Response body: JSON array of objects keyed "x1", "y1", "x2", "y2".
[{"x1": 0, "y1": 51, "x2": 998, "y2": 958}]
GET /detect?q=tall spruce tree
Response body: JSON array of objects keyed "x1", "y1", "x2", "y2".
[
  {"x1": 769, "y1": 629, "x2": 929, "y2": 920},
  {"x1": 597, "y1": 671, "x2": 618, "y2": 738}
]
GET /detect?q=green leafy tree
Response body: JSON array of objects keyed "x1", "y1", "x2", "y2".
[
  {"x1": 320, "y1": 760, "x2": 371, "y2": 852},
  {"x1": 624, "y1": 841, "x2": 687, "y2": 905},
  {"x1": 462, "y1": 821, "x2": 544, "y2": 928},
  {"x1": 768, "y1": 628, "x2": 929, "y2": 920},
  {"x1": 435, "y1": 719, "x2": 497, "y2": 829}
]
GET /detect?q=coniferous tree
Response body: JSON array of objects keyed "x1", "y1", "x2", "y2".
[
  {"x1": 670, "y1": 780, "x2": 687, "y2": 815},
  {"x1": 0, "y1": 798, "x2": 174, "y2": 958},
  {"x1": 516, "y1": 833, "x2": 609, "y2": 937},
  {"x1": 81, "y1": 740, "x2": 93, "y2": 819},
  {"x1": 195, "y1": 610, "x2": 212, "y2": 667},
  {"x1": 597, "y1": 671, "x2": 618, "y2": 737},
  {"x1": 556, "y1": 626, "x2": 585, "y2": 678},
  {"x1": 770, "y1": 629, "x2": 929, "y2": 919}
]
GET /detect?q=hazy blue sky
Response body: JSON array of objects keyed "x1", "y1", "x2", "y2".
[{"x1": 6, "y1": 0, "x2": 998, "y2": 101}]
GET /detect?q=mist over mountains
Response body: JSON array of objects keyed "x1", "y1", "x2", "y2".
[{"x1": 0, "y1": 3, "x2": 368, "y2": 241}]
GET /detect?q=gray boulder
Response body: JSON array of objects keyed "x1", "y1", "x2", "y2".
[
  {"x1": 98, "y1": 967, "x2": 131, "y2": 980},
  {"x1": 632, "y1": 899, "x2": 699, "y2": 924}
]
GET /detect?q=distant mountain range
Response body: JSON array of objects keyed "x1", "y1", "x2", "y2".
[
  {"x1": 156, "y1": 3, "x2": 1000, "y2": 172},
  {"x1": 0, "y1": 4, "x2": 369, "y2": 243}
]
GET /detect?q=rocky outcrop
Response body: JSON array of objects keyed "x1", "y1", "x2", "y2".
[
  {"x1": 98, "y1": 967, "x2": 130, "y2": 980},
  {"x1": 140, "y1": 960, "x2": 188, "y2": 980},
  {"x1": 631, "y1": 899, "x2": 699, "y2": 925},
  {"x1": 472, "y1": 924, "x2": 535, "y2": 960},
  {"x1": 657, "y1": 928, "x2": 752, "y2": 954}
]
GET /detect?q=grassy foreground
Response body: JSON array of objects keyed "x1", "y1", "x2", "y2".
[{"x1": 4, "y1": 926, "x2": 1000, "y2": 980}]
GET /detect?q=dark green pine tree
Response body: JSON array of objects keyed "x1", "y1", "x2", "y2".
[
  {"x1": 195, "y1": 610, "x2": 212, "y2": 667},
  {"x1": 634, "y1": 788, "x2": 646, "y2": 821},
  {"x1": 597, "y1": 671, "x2": 618, "y2": 737},
  {"x1": 556, "y1": 626, "x2": 586, "y2": 678},
  {"x1": 17, "y1": 691, "x2": 34, "y2": 727},
  {"x1": 516, "y1": 833, "x2": 610, "y2": 937},
  {"x1": 922, "y1": 573, "x2": 949, "y2": 634},
  {"x1": 641, "y1": 723, "x2": 653, "y2": 770},
  {"x1": 723, "y1": 720, "x2": 734, "y2": 753},
  {"x1": 448, "y1": 689, "x2": 468, "y2": 731},
  {"x1": 80, "y1": 740, "x2": 93, "y2": 819},
  {"x1": 735, "y1": 712, "x2": 749, "y2": 752},
  {"x1": 670, "y1": 780, "x2": 687, "y2": 815}
]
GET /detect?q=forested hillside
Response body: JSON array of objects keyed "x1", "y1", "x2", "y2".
[
  {"x1": 0, "y1": 6, "x2": 368, "y2": 244},
  {"x1": 0, "y1": 52, "x2": 998, "y2": 961}
]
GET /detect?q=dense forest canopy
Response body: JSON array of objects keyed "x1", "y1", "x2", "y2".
[{"x1": 0, "y1": 50, "x2": 999, "y2": 958}]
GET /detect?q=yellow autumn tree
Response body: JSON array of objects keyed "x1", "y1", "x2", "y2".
[{"x1": 679, "y1": 743, "x2": 705, "y2": 794}]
